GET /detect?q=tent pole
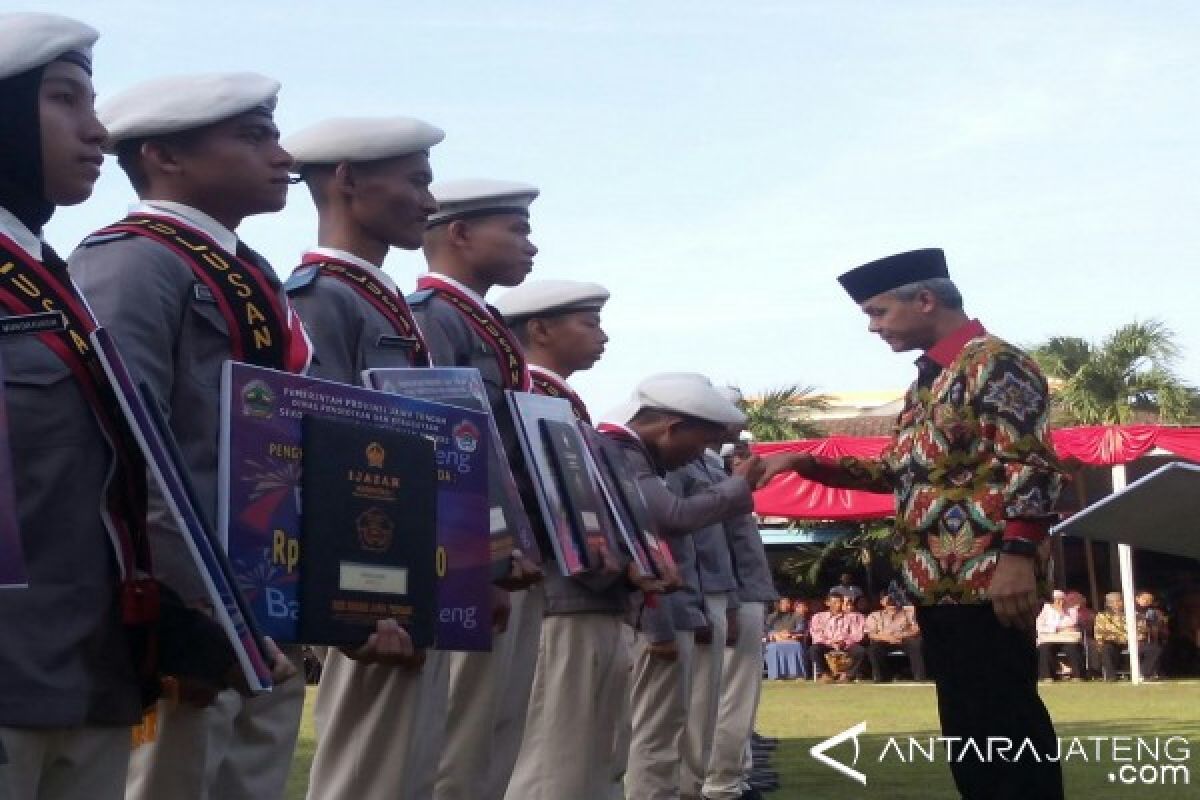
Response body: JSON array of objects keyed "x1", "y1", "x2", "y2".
[{"x1": 1112, "y1": 464, "x2": 1142, "y2": 685}]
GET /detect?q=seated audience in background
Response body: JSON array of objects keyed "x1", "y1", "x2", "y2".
[
  {"x1": 764, "y1": 598, "x2": 808, "y2": 680},
  {"x1": 810, "y1": 592, "x2": 866, "y2": 683},
  {"x1": 1065, "y1": 591, "x2": 1095, "y2": 633},
  {"x1": 1036, "y1": 589, "x2": 1084, "y2": 681},
  {"x1": 1065, "y1": 590, "x2": 1098, "y2": 676},
  {"x1": 1136, "y1": 590, "x2": 1170, "y2": 649},
  {"x1": 865, "y1": 589, "x2": 926, "y2": 682},
  {"x1": 1094, "y1": 591, "x2": 1164, "y2": 681},
  {"x1": 828, "y1": 572, "x2": 864, "y2": 605}
]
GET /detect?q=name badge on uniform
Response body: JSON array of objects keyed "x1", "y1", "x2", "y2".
[
  {"x1": 193, "y1": 284, "x2": 216, "y2": 303},
  {"x1": 376, "y1": 335, "x2": 417, "y2": 350},
  {"x1": 0, "y1": 310, "x2": 68, "y2": 338}
]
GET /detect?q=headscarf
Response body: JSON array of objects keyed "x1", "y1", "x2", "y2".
[
  {"x1": 0, "y1": 64, "x2": 51, "y2": 233},
  {"x1": 0, "y1": 49, "x2": 92, "y2": 233}
]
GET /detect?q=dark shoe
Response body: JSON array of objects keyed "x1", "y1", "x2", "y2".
[
  {"x1": 752, "y1": 732, "x2": 780, "y2": 746},
  {"x1": 739, "y1": 789, "x2": 766, "y2": 800}
]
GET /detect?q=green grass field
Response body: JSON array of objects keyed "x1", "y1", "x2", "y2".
[{"x1": 285, "y1": 681, "x2": 1200, "y2": 799}]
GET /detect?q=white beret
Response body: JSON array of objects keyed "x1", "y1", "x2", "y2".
[
  {"x1": 604, "y1": 372, "x2": 746, "y2": 428},
  {"x1": 494, "y1": 279, "x2": 609, "y2": 321},
  {"x1": 427, "y1": 178, "x2": 539, "y2": 227},
  {"x1": 99, "y1": 72, "x2": 280, "y2": 152},
  {"x1": 0, "y1": 12, "x2": 97, "y2": 82},
  {"x1": 283, "y1": 116, "x2": 445, "y2": 168}
]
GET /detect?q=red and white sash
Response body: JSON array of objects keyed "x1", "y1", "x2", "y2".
[{"x1": 416, "y1": 273, "x2": 531, "y2": 390}]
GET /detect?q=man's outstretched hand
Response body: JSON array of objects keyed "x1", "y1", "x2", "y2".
[{"x1": 755, "y1": 453, "x2": 816, "y2": 489}]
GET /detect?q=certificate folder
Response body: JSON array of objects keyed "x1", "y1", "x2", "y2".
[
  {"x1": 538, "y1": 418, "x2": 612, "y2": 568},
  {"x1": 220, "y1": 362, "x2": 492, "y2": 651},
  {"x1": 362, "y1": 368, "x2": 542, "y2": 580},
  {"x1": 588, "y1": 432, "x2": 677, "y2": 580},
  {"x1": 299, "y1": 416, "x2": 438, "y2": 648}
]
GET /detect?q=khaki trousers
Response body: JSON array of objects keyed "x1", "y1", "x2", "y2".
[
  {"x1": 681, "y1": 593, "x2": 729, "y2": 799},
  {"x1": 504, "y1": 613, "x2": 630, "y2": 800},
  {"x1": 125, "y1": 648, "x2": 306, "y2": 800},
  {"x1": 305, "y1": 648, "x2": 450, "y2": 800},
  {"x1": 624, "y1": 628, "x2": 695, "y2": 800},
  {"x1": 608, "y1": 622, "x2": 638, "y2": 799},
  {"x1": 703, "y1": 601, "x2": 766, "y2": 800},
  {"x1": 0, "y1": 726, "x2": 130, "y2": 800},
  {"x1": 434, "y1": 585, "x2": 544, "y2": 800}
]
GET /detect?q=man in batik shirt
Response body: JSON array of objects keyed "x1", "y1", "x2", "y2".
[{"x1": 760, "y1": 248, "x2": 1066, "y2": 800}]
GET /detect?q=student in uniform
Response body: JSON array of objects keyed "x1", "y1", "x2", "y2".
[
  {"x1": 282, "y1": 115, "x2": 445, "y2": 800},
  {"x1": 673, "y1": 451, "x2": 740, "y2": 800},
  {"x1": 0, "y1": 13, "x2": 144, "y2": 800},
  {"x1": 495, "y1": 279, "x2": 659, "y2": 799},
  {"x1": 596, "y1": 374, "x2": 763, "y2": 800},
  {"x1": 703, "y1": 446, "x2": 778, "y2": 800},
  {"x1": 68, "y1": 72, "x2": 310, "y2": 800},
  {"x1": 413, "y1": 179, "x2": 545, "y2": 800}
]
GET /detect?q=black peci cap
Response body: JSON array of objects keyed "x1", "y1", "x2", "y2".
[{"x1": 837, "y1": 248, "x2": 949, "y2": 304}]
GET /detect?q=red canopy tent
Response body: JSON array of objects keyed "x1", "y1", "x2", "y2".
[
  {"x1": 753, "y1": 425, "x2": 1200, "y2": 684},
  {"x1": 751, "y1": 425, "x2": 1200, "y2": 520}
]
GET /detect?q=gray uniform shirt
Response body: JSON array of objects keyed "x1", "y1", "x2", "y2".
[
  {"x1": 0, "y1": 215, "x2": 139, "y2": 727},
  {"x1": 69, "y1": 212, "x2": 294, "y2": 605},
  {"x1": 285, "y1": 258, "x2": 422, "y2": 385},
  {"x1": 609, "y1": 436, "x2": 753, "y2": 642},
  {"x1": 671, "y1": 455, "x2": 739, "y2": 598},
  {"x1": 725, "y1": 511, "x2": 777, "y2": 604}
]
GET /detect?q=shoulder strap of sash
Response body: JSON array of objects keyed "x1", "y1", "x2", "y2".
[
  {"x1": 299, "y1": 253, "x2": 431, "y2": 367},
  {"x1": 94, "y1": 214, "x2": 310, "y2": 373},
  {"x1": 0, "y1": 234, "x2": 155, "y2": 620},
  {"x1": 415, "y1": 274, "x2": 531, "y2": 390},
  {"x1": 529, "y1": 365, "x2": 591, "y2": 424}
]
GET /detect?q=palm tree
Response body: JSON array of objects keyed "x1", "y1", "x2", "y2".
[
  {"x1": 778, "y1": 522, "x2": 895, "y2": 596},
  {"x1": 1030, "y1": 320, "x2": 1196, "y2": 425},
  {"x1": 731, "y1": 384, "x2": 831, "y2": 442}
]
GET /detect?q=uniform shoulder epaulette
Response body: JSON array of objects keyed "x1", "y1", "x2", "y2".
[
  {"x1": 79, "y1": 230, "x2": 135, "y2": 248},
  {"x1": 284, "y1": 265, "x2": 320, "y2": 294},
  {"x1": 406, "y1": 288, "x2": 435, "y2": 306}
]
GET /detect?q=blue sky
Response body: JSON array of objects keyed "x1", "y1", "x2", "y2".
[{"x1": 41, "y1": 0, "x2": 1200, "y2": 415}]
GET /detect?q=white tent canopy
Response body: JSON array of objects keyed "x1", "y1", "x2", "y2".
[{"x1": 1052, "y1": 461, "x2": 1200, "y2": 684}]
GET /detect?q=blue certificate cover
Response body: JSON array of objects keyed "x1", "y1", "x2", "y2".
[
  {"x1": 90, "y1": 329, "x2": 273, "y2": 693},
  {"x1": 219, "y1": 362, "x2": 492, "y2": 651}
]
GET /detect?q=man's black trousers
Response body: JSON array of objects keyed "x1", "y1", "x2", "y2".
[{"x1": 916, "y1": 604, "x2": 1064, "y2": 800}]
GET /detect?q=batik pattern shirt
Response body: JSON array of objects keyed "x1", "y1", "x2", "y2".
[{"x1": 809, "y1": 321, "x2": 1066, "y2": 605}]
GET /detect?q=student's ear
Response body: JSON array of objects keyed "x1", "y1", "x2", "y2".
[
  {"x1": 332, "y1": 161, "x2": 356, "y2": 195},
  {"x1": 528, "y1": 317, "x2": 552, "y2": 347},
  {"x1": 141, "y1": 140, "x2": 185, "y2": 179},
  {"x1": 446, "y1": 219, "x2": 473, "y2": 249}
]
